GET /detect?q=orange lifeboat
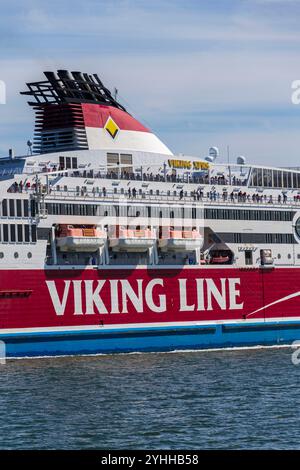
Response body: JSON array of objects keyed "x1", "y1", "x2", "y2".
[
  {"x1": 109, "y1": 227, "x2": 156, "y2": 252},
  {"x1": 56, "y1": 225, "x2": 107, "y2": 252},
  {"x1": 159, "y1": 228, "x2": 203, "y2": 252}
]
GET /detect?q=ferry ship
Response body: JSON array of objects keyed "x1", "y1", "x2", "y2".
[{"x1": 1, "y1": 69, "x2": 300, "y2": 357}]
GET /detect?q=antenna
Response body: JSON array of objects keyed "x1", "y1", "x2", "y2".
[
  {"x1": 27, "y1": 139, "x2": 33, "y2": 156},
  {"x1": 113, "y1": 87, "x2": 118, "y2": 100}
]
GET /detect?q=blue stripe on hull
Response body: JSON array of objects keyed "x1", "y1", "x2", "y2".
[{"x1": 1, "y1": 321, "x2": 300, "y2": 357}]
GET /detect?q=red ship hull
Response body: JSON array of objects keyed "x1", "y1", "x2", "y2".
[{"x1": 0, "y1": 267, "x2": 300, "y2": 356}]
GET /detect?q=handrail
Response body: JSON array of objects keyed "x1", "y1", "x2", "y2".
[{"x1": 36, "y1": 190, "x2": 300, "y2": 209}]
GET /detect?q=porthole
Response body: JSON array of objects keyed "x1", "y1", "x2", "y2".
[
  {"x1": 295, "y1": 217, "x2": 300, "y2": 238},
  {"x1": 0, "y1": 253, "x2": 4, "y2": 259},
  {"x1": 27, "y1": 252, "x2": 32, "y2": 259},
  {"x1": 298, "y1": 254, "x2": 300, "y2": 259},
  {"x1": 14, "y1": 252, "x2": 19, "y2": 258},
  {"x1": 278, "y1": 254, "x2": 281, "y2": 259},
  {"x1": 288, "y1": 254, "x2": 291, "y2": 259}
]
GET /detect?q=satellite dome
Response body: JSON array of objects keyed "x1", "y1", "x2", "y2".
[
  {"x1": 237, "y1": 156, "x2": 246, "y2": 165},
  {"x1": 208, "y1": 147, "x2": 219, "y2": 160}
]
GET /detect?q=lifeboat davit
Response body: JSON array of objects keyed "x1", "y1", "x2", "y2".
[{"x1": 56, "y1": 225, "x2": 107, "y2": 252}]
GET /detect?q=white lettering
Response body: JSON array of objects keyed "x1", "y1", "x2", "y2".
[
  {"x1": 145, "y1": 279, "x2": 166, "y2": 313},
  {"x1": 196, "y1": 278, "x2": 205, "y2": 310},
  {"x1": 121, "y1": 280, "x2": 144, "y2": 313},
  {"x1": 109, "y1": 280, "x2": 120, "y2": 313},
  {"x1": 73, "y1": 280, "x2": 83, "y2": 315},
  {"x1": 228, "y1": 278, "x2": 244, "y2": 310},
  {"x1": 206, "y1": 278, "x2": 227, "y2": 310},
  {"x1": 179, "y1": 279, "x2": 195, "y2": 311},
  {"x1": 46, "y1": 280, "x2": 71, "y2": 316},
  {"x1": 84, "y1": 280, "x2": 108, "y2": 314}
]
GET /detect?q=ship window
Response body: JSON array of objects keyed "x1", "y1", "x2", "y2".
[
  {"x1": 295, "y1": 217, "x2": 300, "y2": 239},
  {"x1": 293, "y1": 173, "x2": 298, "y2": 188},
  {"x1": 17, "y1": 225, "x2": 23, "y2": 242},
  {"x1": 24, "y1": 225, "x2": 30, "y2": 242},
  {"x1": 120, "y1": 154, "x2": 133, "y2": 173},
  {"x1": 278, "y1": 254, "x2": 281, "y2": 259},
  {"x1": 0, "y1": 253, "x2": 4, "y2": 259},
  {"x1": 9, "y1": 199, "x2": 15, "y2": 217},
  {"x1": 288, "y1": 254, "x2": 292, "y2": 259},
  {"x1": 30, "y1": 199, "x2": 35, "y2": 217},
  {"x1": 27, "y1": 252, "x2": 32, "y2": 259},
  {"x1": 23, "y1": 200, "x2": 29, "y2": 217},
  {"x1": 59, "y1": 156, "x2": 65, "y2": 170},
  {"x1": 16, "y1": 200, "x2": 22, "y2": 217},
  {"x1": 10, "y1": 225, "x2": 16, "y2": 242},
  {"x1": 2, "y1": 199, "x2": 7, "y2": 217},
  {"x1": 273, "y1": 170, "x2": 279, "y2": 188},
  {"x1": 107, "y1": 153, "x2": 119, "y2": 174},
  {"x1": 298, "y1": 254, "x2": 300, "y2": 259},
  {"x1": 3, "y1": 224, "x2": 8, "y2": 242},
  {"x1": 31, "y1": 225, "x2": 37, "y2": 243},
  {"x1": 245, "y1": 250, "x2": 253, "y2": 265},
  {"x1": 66, "y1": 157, "x2": 71, "y2": 169},
  {"x1": 256, "y1": 168, "x2": 263, "y2": 186},
  {"x1": 14, "y1": 252, "x2": 19, "y2": 258},
  {"x1": 72, "y1": 157, "x2": 78, "y2": 169}
]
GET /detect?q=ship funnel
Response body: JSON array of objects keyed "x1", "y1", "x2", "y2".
[{"x1": 44, "y1": 71, "x2": 66, "y2": 99}]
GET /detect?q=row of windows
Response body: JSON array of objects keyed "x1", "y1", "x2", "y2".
[
  {"x1": 0, "y1": 224, "x2": 37, "y2": 243},
  {"x1": 0, "y1": 252, "x2": 32, "y2": 259},
  {"x1": 205, "y1": 208, "x2": 294, "y2": 222},
  {"x1": 218, "y1": 232, "x2": 295, "y2": 244},
  {"x1": 45, "y1": 203, "x2": 295, "y2": 224},
  {"x1": 45, "y1": 203, "x2": 204, "y2": 219},
  {"x1": 59, "y1": 156, "x2": 78, "y2": 170},
  {"x1": 1, "y1": 199, "x2": 35, "y2": 218},
  {"x1": 250, "y1": 167, "x2": 300, "y2": 189}
]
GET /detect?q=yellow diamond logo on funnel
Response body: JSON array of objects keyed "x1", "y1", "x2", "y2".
[{"x1": 104, "y1": 116, "x2": 119, "y2": 139}]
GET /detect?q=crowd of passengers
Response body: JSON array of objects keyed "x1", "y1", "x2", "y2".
[
  {"x1": 69, "y1": 170, "x2": 247, "y2": 186},
  {"x1": 8, "y1": 179, "x2": 300, "y2": 205}
]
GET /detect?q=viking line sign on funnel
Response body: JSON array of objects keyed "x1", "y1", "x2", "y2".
[{"x1": 46, "y1": 277, "x2": 244, "y2": 316}]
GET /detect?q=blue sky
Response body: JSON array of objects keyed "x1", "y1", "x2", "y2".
[{"x1": 1, "y1": 0, "x2": 300, "y2": 166}]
